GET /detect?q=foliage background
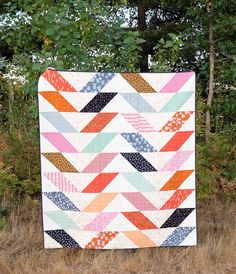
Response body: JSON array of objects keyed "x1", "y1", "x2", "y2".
[{"x1": 0, "y1": 0, "x2": 235, "y2": 218}]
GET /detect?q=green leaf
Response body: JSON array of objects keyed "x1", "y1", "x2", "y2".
[
  {"x1": 46, "y1": 28, "x2": 55, "y2": 36},
  {"x1": 159, "y1": 38, "x2": 165, "y2": 44},
  {"x1": 124, "y1": 36, "x2": 134, "y2": 44},
  {"x1": 164, "y1": 40, "x2": 173, "y2": 48},
  {"x1": 61, "y1": 30, "x2": 69, "y2": 36},
  {"x1": 136, "y1": 38, "x2": 146, "y2": 44},
  {"x1": 32, "y1": 63, "x2": 41, "y2": 71}
]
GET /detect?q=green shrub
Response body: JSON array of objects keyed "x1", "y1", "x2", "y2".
[
  {"x1": 4, "y1": 130, "x2": 40, "y2": 181},
  {"x1": 0, "y1": 77, "x2": 40, "y2": 201},
  {"x1": 197, "y1": 134, "x2": 236, "y2": 199},
  {"x1": 0, "y1": 162, "x2": 40, "y2": 202},
  {"x1": 0, "y1": 163, "x2": 21, "y2": 203}
]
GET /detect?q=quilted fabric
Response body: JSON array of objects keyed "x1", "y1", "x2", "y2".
[{"x1": 38, "y1": 69, "x2": 196, "y2": 249}]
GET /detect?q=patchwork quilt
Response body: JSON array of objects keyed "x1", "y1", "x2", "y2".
[{"x1": 38, "y1": 69, "x2": 196, "y2": 249}]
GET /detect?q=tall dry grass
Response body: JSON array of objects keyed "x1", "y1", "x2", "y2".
[{"x1": 0, "y1": 199, "x2": 235, "y2": 274}]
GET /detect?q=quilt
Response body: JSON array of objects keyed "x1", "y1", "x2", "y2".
[{"x1": 38, "y1": 69, "x2": 196, "y2": 249}]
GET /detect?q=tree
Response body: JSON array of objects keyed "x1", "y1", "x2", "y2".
[
  {"x1": 186, "y1": 0, "x2": 236, "y2": 137},
  {"x1": 122, "y1": 0, "x2": 192, "y2": 71},
  {"x1": 206, "y1": 0, "x2": 214, "y2": 140},
  {"x1": 0, "y1": 0, "x2": 144, "y2": 93}
]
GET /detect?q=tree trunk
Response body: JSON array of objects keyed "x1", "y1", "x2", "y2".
[
  {"x1": 206, "y1": 17, "x2": 214, "y2": 140},
  {"x1": 137, "y1": 1, "x2": 149, "y2": 72}
]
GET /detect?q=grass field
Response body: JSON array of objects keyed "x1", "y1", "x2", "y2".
[{"x1": 0, "y1": 199, "x2": 235, "y2": 274}]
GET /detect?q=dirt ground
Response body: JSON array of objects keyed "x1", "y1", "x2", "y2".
[{"x1": 0, "y1": 199, "x2": 235, "y2": 274}]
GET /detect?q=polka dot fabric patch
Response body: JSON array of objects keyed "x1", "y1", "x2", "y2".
[
  {"x1": 38, "y1": 69, "x2": 196, "y2": 249},
  {"x1": 160, "y1": 111, "x2": 193, "y2": 132}
]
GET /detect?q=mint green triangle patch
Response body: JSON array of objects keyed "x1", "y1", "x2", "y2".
[
  {"x1": 122, "y1": 173, "x2": 155, "y2": 192},
  {"x1": 45, "y1": 211, "x2": 79, "y2": 230},
  {"x1": 160, "y1": 92, "x2": 193, "y2": 112},
  {"x1": 82, "y1": 133, "x2": 117, "y2": 152}
]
